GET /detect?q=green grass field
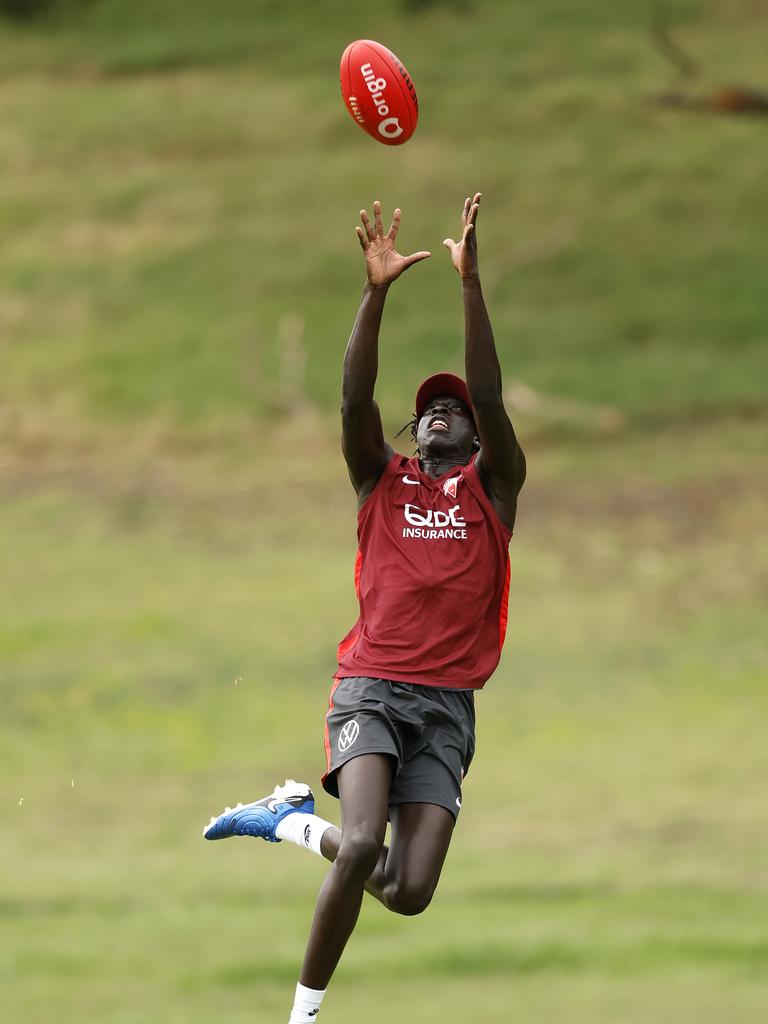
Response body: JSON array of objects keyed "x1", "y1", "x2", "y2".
[{"x1": 2, "y1": 1, "x2": 767, "y2": 1021}]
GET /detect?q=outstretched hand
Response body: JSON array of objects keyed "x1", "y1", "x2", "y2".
[
  {"x1": 443, "y1": 192, "x2": 481, "y2": 280},
  {"x1": 356, "y1": 201, "x2": 431, "y2": 287}
]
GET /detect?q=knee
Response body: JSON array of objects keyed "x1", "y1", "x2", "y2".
[
  {"x1": 335, "y1": 831, "x2": 383, "y2": 881},
  {"x1": 384, "y1": 878, "x2": 436, "y2": 917}
]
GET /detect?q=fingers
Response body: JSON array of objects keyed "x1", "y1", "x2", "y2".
[
  {"x1": 443, "y1": 238, "x2": 456, "y2": 250},
  {"x1": 387, "y1": 208, "x2": 401, "y2": 240},
  {"x1": 359, "y1": 208, "x2": 376, "y2": 242},
  {"x1": 355, "y1": 225, "x2": 370, "y2": 251},
  {"x1": 461, "y1": 192, "x2": 482, "y2": 229},
  {"x1": 373, "y1": 200, "x2": 384, "y2": 237},
  {"x1": 461, "y1": 196, "x2": 471, "y2": 228}
]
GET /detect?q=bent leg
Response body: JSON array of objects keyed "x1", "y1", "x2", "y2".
[
  {"x1": 319, "y1": 801, "x2": 455, "y2": 915},
  {"x1": 298, "y1": 754, "x2": 392, "y2": 990},
  {"x1": 377, "y1": 802, "x2": 455, "y2": 914}
]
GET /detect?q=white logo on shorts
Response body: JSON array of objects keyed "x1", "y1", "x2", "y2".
[{"x1": 338, "y1": 720, "x2": 360, "y2": 752}]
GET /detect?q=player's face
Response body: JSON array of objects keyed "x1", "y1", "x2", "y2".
[{"x1": 416, "y1": 394, "x2": 477, "y2": 458}]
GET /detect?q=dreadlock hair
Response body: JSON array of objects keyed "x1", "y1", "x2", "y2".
[{"x1": 395, "y1": 412, "x2": 419, "y2": 455}]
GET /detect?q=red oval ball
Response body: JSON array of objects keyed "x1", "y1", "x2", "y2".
[{"x1": 339, "y1": 39, "x2": 418, "y2": 146}]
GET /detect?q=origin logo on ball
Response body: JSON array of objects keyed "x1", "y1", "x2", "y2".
[{"x1": 339, "y1": 39, "x2": 418, "y2": 146}]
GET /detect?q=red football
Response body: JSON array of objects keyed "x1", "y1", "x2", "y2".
[{"x1": 339, "y1": 39, "x2": 418, "y2": 146}]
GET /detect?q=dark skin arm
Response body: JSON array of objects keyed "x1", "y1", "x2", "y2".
[
  {"x1": 443, "y1": 193, "x2": 526, "y2": 530},
  {"x1": 342, "y1": 201, "x2": 431, "y2": 506}
]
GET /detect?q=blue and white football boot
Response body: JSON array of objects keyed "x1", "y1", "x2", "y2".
[{"x1": 203, "y1": 779, "x2": 314, "y2": 842}]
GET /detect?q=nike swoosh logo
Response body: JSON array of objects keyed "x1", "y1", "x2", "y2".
[
  {"x1": 455, "y1": 797, "x2": 462, "y2": 808},
  {"x1": 403, "y1": 476, "x2": 420, "y2": 485}
]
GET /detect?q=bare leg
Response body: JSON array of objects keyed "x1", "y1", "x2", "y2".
[
  {"x1": 298, "y1": 754, "x2": 392, "y2": 989},
  {"x1": 377, "y1": 802, "x2": 455, "y2": 914},
  {"x1": 319, "y1": 801, "x2": 455, "y2": 914}
]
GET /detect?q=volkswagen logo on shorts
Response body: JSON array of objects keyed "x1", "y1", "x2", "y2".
[{"x1": 338, "y1": 720, "x2": 360, "y2": 752}]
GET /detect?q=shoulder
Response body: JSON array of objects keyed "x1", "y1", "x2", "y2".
[
  {"x1": 465, "y1": 454, "x2": 517, "y2": 535},
  {"x1": 357, "y1": 450, "x2": 406, "y2": 510}
]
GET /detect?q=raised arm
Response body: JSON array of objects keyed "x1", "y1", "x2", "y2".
[
  {"x1": 443, "y1": 193, "x2": 526, "y2": 530},
  {"x1": 342, "y1": 201, "x2": 431, "y2": 505}
]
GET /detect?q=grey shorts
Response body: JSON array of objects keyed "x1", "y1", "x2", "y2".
[{"x1": 322, "y1": 676, "x2": 476, "y2": 819}]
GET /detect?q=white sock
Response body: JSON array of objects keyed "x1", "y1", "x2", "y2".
[
  {"x1": 275, "y1": 812, "x2": 335, "y2": 856},
  {"x1": 288, "y1": 982, "x2": 326, "y2": 1023}
]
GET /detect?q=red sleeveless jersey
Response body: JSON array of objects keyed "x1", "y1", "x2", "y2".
[{"x1": 336, "y1": 453, "x2": 513, "y2": 691}]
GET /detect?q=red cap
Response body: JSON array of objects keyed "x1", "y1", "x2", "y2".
[{"x1": 415, "y1": 373, "x2": 474, "y2": 420}]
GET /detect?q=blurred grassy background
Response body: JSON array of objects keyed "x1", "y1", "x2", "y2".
[{"x1": 1, "y1": 1, "x2": 767, "y2": 1021}]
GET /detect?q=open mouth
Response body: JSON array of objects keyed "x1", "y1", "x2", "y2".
[{"x1": 428, "y1": 416, "x2": 449, "y2": 432}]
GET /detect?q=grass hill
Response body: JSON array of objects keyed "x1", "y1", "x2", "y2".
[{"x1": 2, "y1": 0, "x2": 767, "y2": 432}]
